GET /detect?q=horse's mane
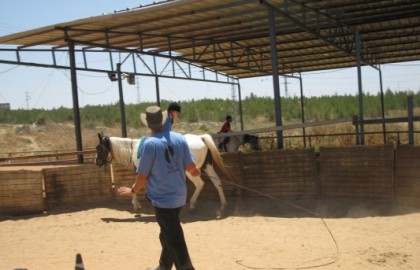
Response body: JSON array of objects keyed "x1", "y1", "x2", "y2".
[{"x1": 109, "y1": 137, "x2": 140, "y2": 167}]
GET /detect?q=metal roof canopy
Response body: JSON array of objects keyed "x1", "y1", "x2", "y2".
[
  {"x1": 1, "y1": 0, "x2": 419, "y2": 76},
  {"x1": 1, "y1": 0, "x2": 419, "y2": 162}
]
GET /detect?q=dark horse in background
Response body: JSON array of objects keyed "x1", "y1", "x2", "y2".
[{"x1": 215, "y1": 133, "x2": 260, "y2": 152}]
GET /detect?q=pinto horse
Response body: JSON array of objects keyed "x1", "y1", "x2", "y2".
[{"x1": 95, "y1": 133, "x2": 236, "y2": 211}]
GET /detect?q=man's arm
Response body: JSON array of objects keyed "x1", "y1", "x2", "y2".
[
  {"x1": 117, "y1": 173, "x2": 148, "y2": 197},
  {"x1": 163, "y1": 113, "x2": 172, "y2": 132}
]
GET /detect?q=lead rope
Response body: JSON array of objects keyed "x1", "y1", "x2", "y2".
[
  {"x1": 202, "y1": 172, "x2": 340, "y2": 270},
  {"x1": 128, "y1": 139, "x2": 133, "y2": 167}
]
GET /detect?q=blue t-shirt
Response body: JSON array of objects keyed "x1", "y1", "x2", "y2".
[{"x1": 136, "y1": 130, "x2": 194, "y2": 208}]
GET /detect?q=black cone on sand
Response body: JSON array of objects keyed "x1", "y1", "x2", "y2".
[{"x1": 75, "y1": 253, "x2": 85, "y2": 270}]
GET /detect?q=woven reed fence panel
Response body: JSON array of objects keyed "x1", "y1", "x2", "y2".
[
  {"x1": 239, "y1": 149, "x2": 318, "y2": 198},
  {"x1": 395, "y1": 145, "x2": 420, "y2": 208},
  {"x1": 44, "y1": 164, "x2": 112, "y2": 208},
  {"x1": 0, "y1": 170, "x2": 44, "y2": 215},
  {"x1": 110, "y1": 163, "x2": 145, "y2": 203},
  {"x1": 320, "y1": 145, "x2": 394, "y2": 201}
]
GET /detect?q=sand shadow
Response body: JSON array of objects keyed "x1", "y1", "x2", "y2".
[
  {"x1": 214, "y1": 196, "x2": 420, "y2": 219},
  {"x1": 2, "y1": 197, "x2": 419, "y2": 222},
  {"x1": 101, "y1": 216, "x2": 156, "y2": 223}
]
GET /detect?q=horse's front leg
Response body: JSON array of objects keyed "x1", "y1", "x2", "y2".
[
  {"x1": 186, "y1": 171, "x2": 204, "y2": 210},
  {"x1": 132, "y1": 194, "x2": 141, "y2": 212}
]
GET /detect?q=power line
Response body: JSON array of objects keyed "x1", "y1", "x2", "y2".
[
  {"x1": 0, "y1": 65, "x2": 20, "y2": 75},
  {"x1": 0, "y1": 22, "x2": 27, "y2": 35},
  {"x1": 0, "y1": 92, "x2": 8, "y2": 102},
  {"x1": 60, "y1": 69, "x2": 114, "y2": 95}
]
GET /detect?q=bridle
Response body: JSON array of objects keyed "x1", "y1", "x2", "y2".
[{"x1": 95, "y1": 134, "x2": 113, "y2": 167}]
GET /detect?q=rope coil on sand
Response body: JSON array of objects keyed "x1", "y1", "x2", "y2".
[{"x1": 203, "y1": 173, "x2": 340, "y2": 270}]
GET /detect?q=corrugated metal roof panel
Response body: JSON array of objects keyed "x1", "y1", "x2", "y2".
[{"x1": 0, "y1": 0, "x2": 419, "y2": 78}]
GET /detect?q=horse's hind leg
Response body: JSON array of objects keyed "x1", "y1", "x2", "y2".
[
  {"x1": 203, "y1": 164, "x2": 227, "y2": 211},
  {"x1": 186, "y1": 172, "x2": 204, "y2": 210}
]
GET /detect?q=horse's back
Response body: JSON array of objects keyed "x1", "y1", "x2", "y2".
[
  {"x1": 184, "y1": 134, "x2": 208, "y2": 167},
  {"x1": 110, "y1": 136, "x2": 142, "y2": 168}
]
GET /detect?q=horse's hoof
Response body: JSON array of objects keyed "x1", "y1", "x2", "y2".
[
  {"x1": 133, "y1": 205, "x2": 141, "y2": 213},
  {"x1": 216, "y1": 209, "x2": 223, "y2": 219}
]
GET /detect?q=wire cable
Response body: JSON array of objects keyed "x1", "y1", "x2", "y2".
[
  {"x1": 202, "y1": 173, "x2": 340, "y2": 270},
  {"x1": 0, "y1": 65, "x2": 20, "y2": 75}
]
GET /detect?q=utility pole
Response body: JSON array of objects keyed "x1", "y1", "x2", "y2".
[
  {"x1": 283, "y1": 77, "x2": 290, "y2": 98},
  {"x1": 25, "y1": 91, "x2": 30, "y2": 110},
  {"x1": 231, "y1": 83, "x2": 238, "y2": 130},
  {"x1": 136, "y1": 77, "x2": 140, "y2": 103}
]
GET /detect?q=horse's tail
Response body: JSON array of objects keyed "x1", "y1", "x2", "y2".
[{"x1": 200, "y1": 134, "x2": 238, "y2": 183}]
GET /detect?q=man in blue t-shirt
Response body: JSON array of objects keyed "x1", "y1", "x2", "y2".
[{"x1": 118, "y1": 105, "x2": 200, "y2": 270}]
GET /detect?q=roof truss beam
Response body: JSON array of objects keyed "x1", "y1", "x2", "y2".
[
  {"x1": 56, "y1": 28, "x2": 275, "y2": 76},
  {"x1": 260, "y1": 0, "x2": 379, "y2": 68},
  {"x1": 0, "y1": 47, "x2": 237, "y2": 84}
]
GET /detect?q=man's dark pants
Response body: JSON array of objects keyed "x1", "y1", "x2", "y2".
[{"x1": 154, "y1": 206, "x2": 195, "y2": 270}]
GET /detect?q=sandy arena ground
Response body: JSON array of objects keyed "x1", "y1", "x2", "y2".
[{"x1": 1, "y1": 197, "x2": 419, "y2": 270}]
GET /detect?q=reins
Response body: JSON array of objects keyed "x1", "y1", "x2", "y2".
[{"x1": 202, "y1": 172, "x2": 340, "y2": 270}]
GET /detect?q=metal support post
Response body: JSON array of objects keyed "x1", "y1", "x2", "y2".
[
  {"x1": 116, "y1": 63, "x2": 128, "y2": 137},
  {"x1": 355, "y1": 30, "x2": 365, "y2": 145},
  {"x1": 378, "y1": 66, "x2": 386, "y2": 144},
  {"x1": 299, "y1": 73, "x2": 306, "y2": 148},
  {"x1": 68, "y1": 41, "x2": 84, "y2": 164},
  {"x1": 408, "y1": 96, "x2": 414, "y2": 145},
  {"x1": 267, "y1": 5, "x2": 284, "y2": 149},
  {"x1": 155, "y1": 76, "x2": 161, "y2": 106},
  {"x1": 237, "y1": 82, "x2": 244, "y2": 131}
]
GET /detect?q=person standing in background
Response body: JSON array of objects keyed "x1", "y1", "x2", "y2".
[{"x1": 218, "y1": 115, "x2": 232, "y2": 152}]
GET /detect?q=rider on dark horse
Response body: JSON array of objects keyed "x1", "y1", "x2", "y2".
[{"x1": 218, "y1": 115, "x2": 232, "y2": 152}]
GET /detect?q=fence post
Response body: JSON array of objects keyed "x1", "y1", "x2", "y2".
[
  {"x1": 407, "y1": 96, "x2": 414, "y2": 145},
  {"x1": 353, "y1": 115, "x2": 360, "y2": 145}
]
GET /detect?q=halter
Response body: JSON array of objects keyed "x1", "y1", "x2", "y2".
[{"x1": 95, "y1": 137, "x2": 113, "y2": 167}]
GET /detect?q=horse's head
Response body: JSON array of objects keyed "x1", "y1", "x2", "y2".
[
  {"x1": 95, "y1": 132, "x2": 112, "y2": 167},
  {"x1": 243, "y1": 134, "x2": 260, "y2": 151}
]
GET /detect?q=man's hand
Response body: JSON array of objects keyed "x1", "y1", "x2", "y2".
[{"x1": 118, "y1": 186, "x2": 133, "y2": 197}]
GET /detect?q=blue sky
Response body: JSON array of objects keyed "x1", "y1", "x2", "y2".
[{"x1": 0, "y1": 1, "x2": 419, "y2": 110}]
